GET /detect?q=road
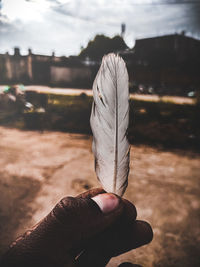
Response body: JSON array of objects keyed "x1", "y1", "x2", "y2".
[{"x1": 0, "y1": 85, "x2": 195, "y2": 105}]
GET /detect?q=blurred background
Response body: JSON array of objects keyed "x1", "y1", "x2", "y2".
[{"x1": 0, "y1": 0, "x2": 200, "y2": 266}]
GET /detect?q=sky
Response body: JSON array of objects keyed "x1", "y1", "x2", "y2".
[{"x1": 0, "y1": 0, "x2": 200, "y2": 56}]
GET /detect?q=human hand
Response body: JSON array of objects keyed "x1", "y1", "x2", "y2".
[{"x1": 1, "y1": 188, "x2": 153, "y2": 267}]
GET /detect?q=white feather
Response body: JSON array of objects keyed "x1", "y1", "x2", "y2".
[{"x1": 90, "y1": 53, "x2": 130, "y2": 196}]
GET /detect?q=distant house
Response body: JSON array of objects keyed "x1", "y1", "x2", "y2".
[
  {"x1": 133, "y1": 33, "x2": 200, "y2": 67},
  {"x1": 119, "y1": 34, "x2": 200, "y2": 95}
]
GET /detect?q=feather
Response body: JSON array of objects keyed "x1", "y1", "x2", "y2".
[{"x1": 90, "y1": 53, "x2": 130, "y2": 196}]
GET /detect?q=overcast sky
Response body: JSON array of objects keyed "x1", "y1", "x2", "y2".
[{"x1": 0, "y1": 0, "x2": 200, "y2": 56}]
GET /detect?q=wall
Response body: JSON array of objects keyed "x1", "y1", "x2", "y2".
[
  {"x1": 0, "y1": 49, "x2": 92, "y2": 87},
  {"x1": 50, "y1": 66, "x2": 91, "y2": 84}
]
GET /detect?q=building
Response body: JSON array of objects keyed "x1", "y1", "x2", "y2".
[
  {"x1": 1, "y1": 34, "x2": 200, "y2": 95},
  {"x1": 120, "y1": 33, "x2": 200, "y2": 95},
  {"x1": 133, "y1": 33, "x2": 200, "y2": 67}
]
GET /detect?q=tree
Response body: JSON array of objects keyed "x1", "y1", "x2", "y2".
[{"x1": 79, "y1": 34, "x2": 128, "y2": 60}]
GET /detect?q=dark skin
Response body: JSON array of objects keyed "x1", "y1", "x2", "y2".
[{"x1": 0, "y1": 188, "x2": 153, "y2": 267}]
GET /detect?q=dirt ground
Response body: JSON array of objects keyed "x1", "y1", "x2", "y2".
[{"x1": 0, "y1": 126, "x2": 200, "y2": 267}]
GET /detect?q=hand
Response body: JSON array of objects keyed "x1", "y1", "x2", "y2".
[{"x1": 1, "y1": 188, "x2": 153, "y2": 267}]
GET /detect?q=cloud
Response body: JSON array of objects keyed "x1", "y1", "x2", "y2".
[
  {"x1": 52, "y1": 4, "x2": 91, "y2": 22},
  {"x1": 0, "y1": 8, "x2": 15, "y2": 35},
  {"x1": 0, "y1": 0, "x2": 199, "y2": 56}
]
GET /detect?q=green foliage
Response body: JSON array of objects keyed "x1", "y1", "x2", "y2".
[
  {"x1": 128, "y1": 100, "x2": 200, "y2": 151},
  {"x1": 1, "y1": 94, "x2": 199, "y2": 151},
  {"x1": 79, "y1": 34, "x2": 128, "y2": 60}
]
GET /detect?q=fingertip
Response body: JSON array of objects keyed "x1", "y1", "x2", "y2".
[
  {"x1": 92, "y1": 193, "x2": 120, "y2": 214},
  {"x1": 134, "y1": 220, "x2": 153, "y2": 245}
]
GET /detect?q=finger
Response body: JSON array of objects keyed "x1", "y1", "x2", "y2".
[
  {"x1": 122, "y1": 198, "x2": 137, "y2": 221},
  {"x1": 74, "y1": 197, "x2": 137, "y2": 265},
  {"x1": 1, "y1": 189, "x2": 124, "y2": 266},
  {"x1": 118, "y1": 263, "x2": 142, "y2": 267},
  {"x1": 77, "y1": 187, "x2": 105, "y2": 198},
  {"x1": 76, "y1": 221, "x2": 152, "y2": 267},
  {"x1": 75, "y1": 197, "x2": 152, "y2": 267},
  {"x1": 70, "y1": 194, "x2": 137, "y2": 258}
]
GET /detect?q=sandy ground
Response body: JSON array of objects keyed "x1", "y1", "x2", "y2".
[{"x1": 0, "y1": 126, "x2": 200, "y2": 266}]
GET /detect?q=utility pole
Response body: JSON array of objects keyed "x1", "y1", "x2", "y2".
[{"x1": 121, "y1": 23, "x2": 126, "y2": 39}]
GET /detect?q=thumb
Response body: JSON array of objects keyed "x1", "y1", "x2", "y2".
[
  {"x1": 1, "y1": 188, "x2": 123, "y2": 267},
  {"x1": 49, "y1": 190, "x2": 124, "y2": 249}
]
